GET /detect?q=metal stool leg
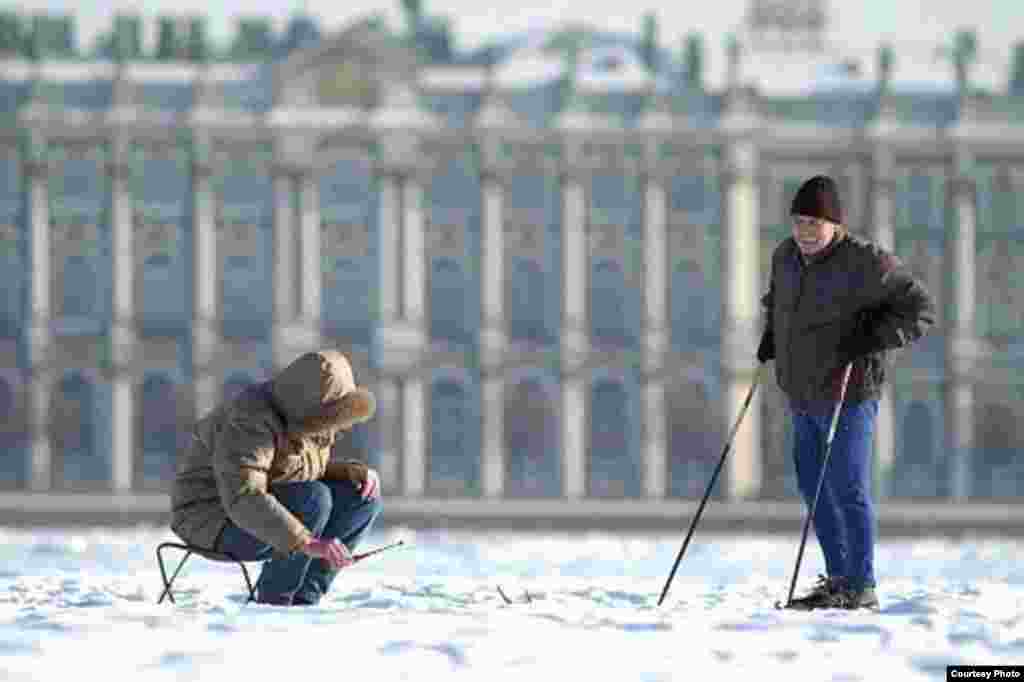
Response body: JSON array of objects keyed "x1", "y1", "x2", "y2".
[
  {"x1": 156, "y1": 542, "x2": 258, "y2": 605},
  {"x1": 238, "y1": 562, "x2": 256, "y2": 603},
  {"x1": 156, "y1": 543, "x2": 193, "y2": 605},
  {"x1": 211, "y1": 546, "x2": 258, "y2": 604}
]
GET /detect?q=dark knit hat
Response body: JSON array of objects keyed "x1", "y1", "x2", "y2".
[{"x1": 790, "y1": 175, "x2": 843, "y2": 225}]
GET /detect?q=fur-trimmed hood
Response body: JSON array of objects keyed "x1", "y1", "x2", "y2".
[{"x1": 269, "y1": 350, "x2": 376, "y2": 436}]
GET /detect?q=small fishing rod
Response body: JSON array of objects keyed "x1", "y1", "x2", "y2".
[{"x1": 352, "y1": 539, "x2": 407, "y2": 564}]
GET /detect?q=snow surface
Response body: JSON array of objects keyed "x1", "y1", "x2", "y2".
[{"x1": 1, "y1": 525, "x2": 1023, "y2": 681}]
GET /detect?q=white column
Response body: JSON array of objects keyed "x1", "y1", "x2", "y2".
[
  {"x1": 643, "y1": 381, "x2": 667, "y2": 499},
  {"x1": 481, "y1": 175, "x2": 505, "y2": 340},
  {"x1": 109, "y1": 150, "x2": 134, "y2": 491},
  {"x1": 643, "y1": 176, "x2": 668, "y2": 499},
  {"x1": 299, "y1": 171, "x2": 321, "y2": 340},
  {"x1": 374, "y1": 379, "x2": 400, "y2": 494},
  {"x1": 375, "y1": 173, "x2": 402, "y2": 496},
  {"x1": 481, "y1": 174, "x2": 506, "y2": 498},
  {"x1": 28, "y1": 374, "x2": 52, "y2": 492},
  {"x1": 871, "y1": 148, "x2": 896, "y2": 251},
  {"x1": 27, "y1": 147, "x2": 51, "y2": 491},
  {"x1": 482, "y1": 375, "x2": 504, "y2": 498},
  {"x1": 402, "y1": 376, "x2": 425, "y2": 496},
  {"x1": 846, "y1": 157, "x2": 867, "y2": 237},
  {"x1": 378, "y1": 174, "x2": 400, "y2": 324},
  {"x1": 948, "y1": 150, "x2": 977, "y2": 501},
  {"x1": 192, "y1": 151, "x2": 219, "y2": 419},
  {"x1": 272, "y1": 170, "x2": 296, "y2": 370},
  {"x1": 400, "y1": 174, "x2": 426, "y2": 497},
  {"x1": 721, "y1": 141, "x2": 762, "y2": 501},
  {"x1": 401, "y1": 175, "x2": 425, "y2": 324},
  {"x1": 561, "y1": 174, "x2": 586, "y2": 500},
  {"x1": 870, "y1": 148, "x2": 896, "y2": 490}
]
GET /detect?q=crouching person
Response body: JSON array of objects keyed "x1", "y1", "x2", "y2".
[{"x1": 170, "y1": 350, "x2": 383, "y2": 606}]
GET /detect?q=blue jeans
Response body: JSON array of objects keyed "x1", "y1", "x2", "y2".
[
  {"x1": 792, "y1": 400, "x2": 878, "y2": 591},
  {"x1": 216, "y1": 479, "x2": 383, "y2": 605}
]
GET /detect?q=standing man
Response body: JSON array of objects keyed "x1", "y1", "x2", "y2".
[{"x1": 758, "y1": 175, "x2": 936, "y2": 610}]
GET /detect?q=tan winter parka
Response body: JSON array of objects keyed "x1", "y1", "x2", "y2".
[{"x1": 170, "y1": 350, "x2": 376, "y2": 558}]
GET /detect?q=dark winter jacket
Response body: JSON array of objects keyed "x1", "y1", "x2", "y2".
[{"x1": 761, "y1": 232, "x2": 936, "y2": 413}]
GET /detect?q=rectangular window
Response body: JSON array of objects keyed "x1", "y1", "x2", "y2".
[
  {"x1": 426, "y1": 149, "x2": 480, "y2": 350},
  {"x1": 215, "y1": 143, "x2": 273, "y2": 339},
  {"x1": 319, "y1": 153, "x2": 377, "y2": 345}
]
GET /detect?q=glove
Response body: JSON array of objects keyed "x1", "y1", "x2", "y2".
[
  {"x1": 756, "y1": 328, "x2": 775, "y2": 363},
  {"x1": 325, "y1": 459, "x2": 381, "y2": 500},
  {"x1": 302, "y1": 537, "x2": 354, "y2": 570},
  {"x1": 837, "y1": 310, "x2": 880, "y2": 364}
]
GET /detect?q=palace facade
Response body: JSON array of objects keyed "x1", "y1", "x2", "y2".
[{"x1": 1, "y1": 15, "x2": 1023, "y2": 514}]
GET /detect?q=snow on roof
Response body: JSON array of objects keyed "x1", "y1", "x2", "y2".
[
  {"x1": 0, "y1": 60, "x2": 114, "y2": 82},
  {"x1": 0, "y1": 60, "x2": 269, "y2": 86},
  {"x1": 190, "y1": 106, "x2": 261, "y2": 127},
  {"x1": 492, "y1": 48, "x2": 566, "y2": 89},
  {"x1": 203, "y1": 64, "x2": 265, "y2": 84},
  {"x1": 0, "y1": 60, "x2": 34, "y2": 82},
  {"x1": 704, "y1": 36, "x2": 1009, "y2": 97},
  {"x1": 267, "y1": 106, "x2": 366, "y2": 128},
  {"x1": 418, "y1": 66, "x2": 488, "y2": 92},
  {"x1": 122, "y1": 63, "x2": 200, "y2": 84},
  {"x1": 574, "y1": 45, "x2": 653, "y2": 92},
  {"x1": 40, "y1": 61, "x2": 117, "y2": 82}
]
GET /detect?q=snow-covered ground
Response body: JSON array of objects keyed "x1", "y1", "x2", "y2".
[{"x1": 1, "y1": 525, "x2": 1022, "y2": 681}]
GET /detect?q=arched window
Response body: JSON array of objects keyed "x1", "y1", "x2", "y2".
[
  {"x1": 0, "y1": 224, "x2": 22, "y2": 335},
  {"x1": 588, "y1": 379, "x2": 640, "y2": 498},
  {"x1": 138, "y1": 374, "x2": 180, "y2": 490},
  {"x1": 53, "y1": 372, "x2": 103, "y2": 490},
  {"x1": 668, "y1": 380, "x2": 722, "y2": 499},
  {"x1": 504, "y1": 378, "x2": 560, "y2": 498},
  {"x1": 892, "y1": 401, "x2": 937, "y2": 498},
  {"x1": 428, "y1": 379, "x2": 479, "y2": 496},
  {"x1": 975, "y1": 403, "x2": 1019, "y2": 499},
  {"x1": 0, "y1": 377, "x2": 28, "y2": 488},
  {"x1": 759, "y1": 384, "x2": 797, "y2": 500}
]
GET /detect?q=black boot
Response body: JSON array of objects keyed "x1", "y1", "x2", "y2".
[
  {"x1": 836, "y1": 586, "x2": 880, "y2": 612},
  {"x1": 785, "y1": 575, "x2": 845, "y2": 611}
]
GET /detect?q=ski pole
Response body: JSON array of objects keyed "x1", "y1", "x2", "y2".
[
  {"x1": 657, "y1": 362, "x2": 767, "y2": 607},
  {"x1": 777, "y1": 363, "x2": 853, "y2": 610}
]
